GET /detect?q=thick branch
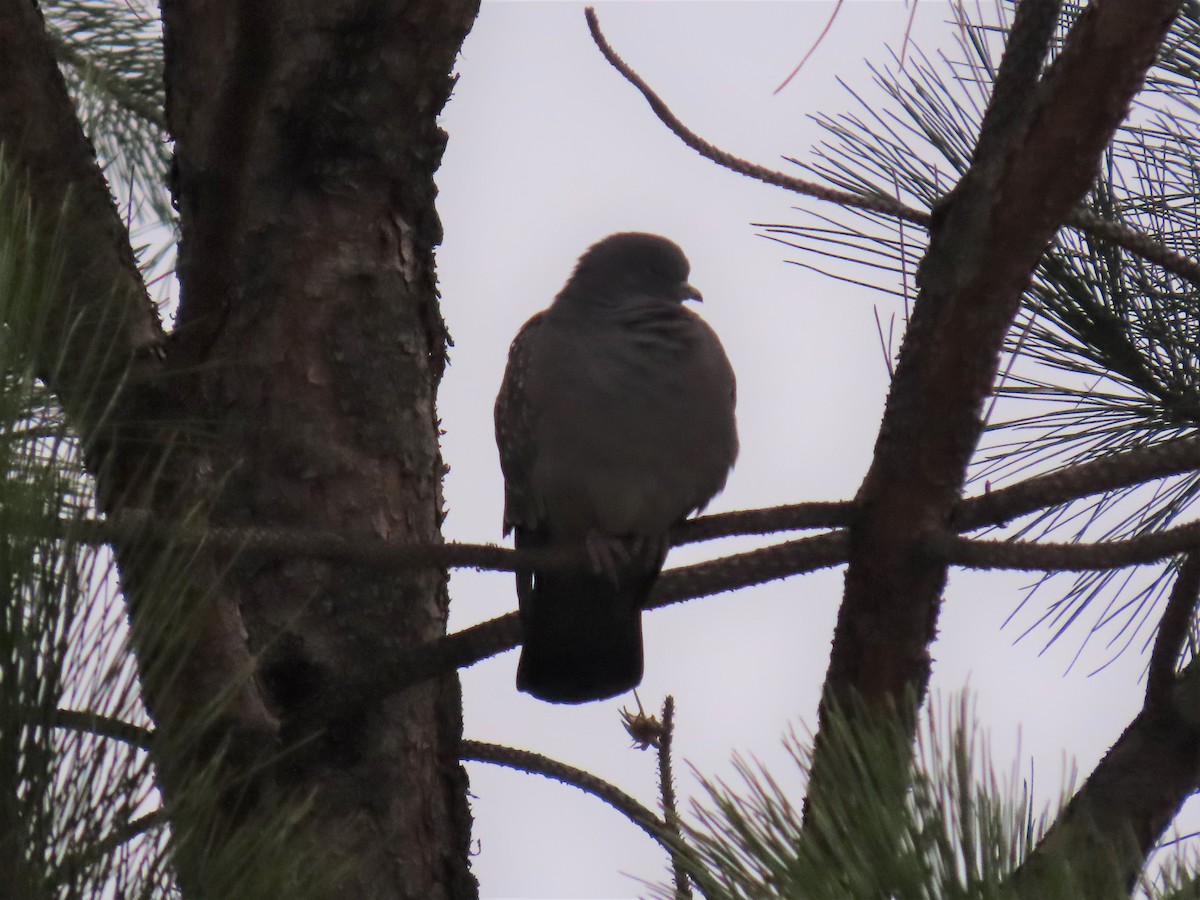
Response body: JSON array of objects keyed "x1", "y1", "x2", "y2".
[
  {"x1": 1146, "y1": 550, "x2": 1200, "y2": 714},
  {"x1": 808, "y1": 0, "x2": 1180, "y2": 832},
  {"x1": 0, "y1": 0, "x2": 165, "y2": 486},
  {"x1": 1012, "y1": 551, "x2": 1200, "y2": 897}
]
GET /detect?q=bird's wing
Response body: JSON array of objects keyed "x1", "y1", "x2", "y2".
[{"x1": 494, "y1": 311, "x2": 545, "y2": 536}]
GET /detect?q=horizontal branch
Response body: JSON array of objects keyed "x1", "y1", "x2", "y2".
[
  {"x1": 956, "y1": 434, "x2": 1200, "y2": 531},
  {"x1": 345, "y1": 531, "x2": 850, "y2": 699},
  {"x1": 674, "y1": 501, "x2": 853, "y2": 544},
  {"x1": 935, "y1": 520, "x2": 1200, "y2": 571},
  {"x1": 38, "y1": 502, "x2": 851, "y2": 573}
]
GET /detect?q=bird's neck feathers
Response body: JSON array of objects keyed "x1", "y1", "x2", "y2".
[{"x1": 551, "y1": 286, "x2": 690, "y2": 324}]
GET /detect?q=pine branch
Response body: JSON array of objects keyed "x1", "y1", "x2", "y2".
[
  {"x1": 0, "y1": 1, "x2": 164, "y2": 428},
  {"x1": 460, "y1": 740, "x2": 675, "y2": 851},
  {"x1": 656, "y1": 697, "x2": 692, "y2": 900},
  {"x1": 808, "y1": 0, "x2": 1181, "y2": 844},
  {"x1": 325, "y1": 531, "x2": 851, "y2": 705},
  {"x1": 956, "y1": 433, "x2": 1200, "y2": 530},
  {"x1": 1012, "y1": 542, "x2": 1200, "y2": 897},
  {"x1": 583, "y1": 5, "x2": 1200, "y2": 287},
  {"x1": 935, "y1": 521, "x2": 1200, "y2": 571},
  {"x1": 24, "y1": 503, "x2": 853, "y2": 572}
]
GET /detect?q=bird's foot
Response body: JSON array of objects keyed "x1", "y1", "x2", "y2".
[
  {"x1": 585, "y1": 532, "x2": 630, "y2": 585},
  {"x1": 584, "y1": 532, "x2": 670, "y2": 584}
]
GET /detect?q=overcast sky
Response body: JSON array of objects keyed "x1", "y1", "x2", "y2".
[{"x1": 432, "y1": 2, "x2": 1195, "y2": 897}]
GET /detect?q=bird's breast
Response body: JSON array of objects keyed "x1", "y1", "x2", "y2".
[{"x1": 527, "y1": 314, "x2": 737, "y2": 537}]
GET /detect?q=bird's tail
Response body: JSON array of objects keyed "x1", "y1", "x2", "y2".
[{"x1": 516, "y1": 563, "x2": 654, "y2": 704}]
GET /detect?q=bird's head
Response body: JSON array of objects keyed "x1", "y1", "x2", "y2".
[{"x1": 558, "y1": 232, "x2": 702, "y2": 310}]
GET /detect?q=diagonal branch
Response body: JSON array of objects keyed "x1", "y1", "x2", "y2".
[
  {"x1": 0, "y1": 0, "x2": 164, "y2": 450},
  {"x1": 1146, "y1": 549, "x2": 1200, "y2": 714},
  {"x1": 583, "y1": 6, "x2": 1200, "y2": 288},
  {"x1": 461, "y1": 739, "x2": 675, "y2": 851},
  {"x1": 806, "y1": 0, "x2": 1181, "y2": 836},
  {"x1": 1011, "y1": 545, "x2": 1200, "y2": 897},
  {"x1": 338, "y1": 531, "x2": 850, "y2": 701}
]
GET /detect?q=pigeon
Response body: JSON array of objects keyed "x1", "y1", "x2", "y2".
[{"x1": 495, "y1": 232, "x2": 737, "y2": 703}]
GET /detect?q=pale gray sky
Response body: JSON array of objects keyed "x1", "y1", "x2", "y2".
[{"x1": 435, "y1": 2, "x2": 1192, "y2": 897}]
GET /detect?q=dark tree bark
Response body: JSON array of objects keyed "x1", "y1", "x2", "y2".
[
  {"x1": 0, "y1": 0, "x2": 480, "y2": 896},
  {"x1": 804, "y1": 0, "x2": 1182, "y2": 842}
]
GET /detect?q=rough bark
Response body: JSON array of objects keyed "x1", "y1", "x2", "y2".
[
  {"x1": 1012, "y1": 552, "x2": 1200, "y2": 896},
  {"x1": 157, "y1": 0, "x2": 480, "y2": 896},
  {"x1": 1, "y1": 0, "x2": 479, "y2": 895},
  {"x1": 806, "y1": 0, "x2": 1181, "y2": 837}
]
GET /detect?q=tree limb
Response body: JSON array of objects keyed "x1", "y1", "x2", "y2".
[
  {"x1": 807, "y1": 0, "x2": 1180, "y2": 836},
  {"x1": 583, "y1": 6, "x2": 1200, "y2": 288},
  {"x1": 935, "y1": 521, "x2": 1200, "y2": 571},
  {"x1": 956, "y1": 434, "x2": 1200, "y2": 531},
  {"x1": 0, "y1": 0, "x2": 165, "y2": 479},
  {"x1": 461, "y1": 739, "x2": 675, "y2": 851},
  {"x1": 340, "y1": 531, "x2": 850, "y2": 700},
  {"x1": 1146, "y1": 550, "x2": 1200, "y2": 715},
  {"x1": 1012, "y1": 545, "x2": 1200, "y2": 897}
]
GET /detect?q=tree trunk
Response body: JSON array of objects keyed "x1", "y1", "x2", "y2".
[{"x1": 152, "y1": 1, "x2": 481, "y2": 895}]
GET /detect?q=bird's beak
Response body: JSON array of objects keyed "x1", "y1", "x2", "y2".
[{"x1": 678, "y1": 281, "x2": 703, "y2": 303}]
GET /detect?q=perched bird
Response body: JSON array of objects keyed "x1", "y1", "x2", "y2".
[{"x1": 495, "y1": 232, "x2": 738, "y2": 703}]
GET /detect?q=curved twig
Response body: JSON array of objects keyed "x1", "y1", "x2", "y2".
[
  {"x1": 461, "y1": 739, "x2": 674, "y2": 850},
  {"x1": 583, "y1": 7, "x2": 929, "y2": 227},
  {"x1": 583, "y1": 7, "x2": 1200, "y2": 288}
]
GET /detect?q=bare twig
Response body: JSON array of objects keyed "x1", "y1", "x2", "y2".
[
  {"x1": 461, "y1": 740, "x2": 673, "y2": 850},
  {"x1": 583, "y1": 6, "x2": 1200, "y2": 288},
  {"x1": 583, "y1": 7, "x2": 929, "y2": 227},
  {"x1": 44, "y1": 707, "x2": 154, "y2": 750},
  {"x1": 773, "y1": 0, "x2": 844, "y2": 95},
  {"x1": 674, "y1": 501, "x2": 854, "y2": 544}
]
